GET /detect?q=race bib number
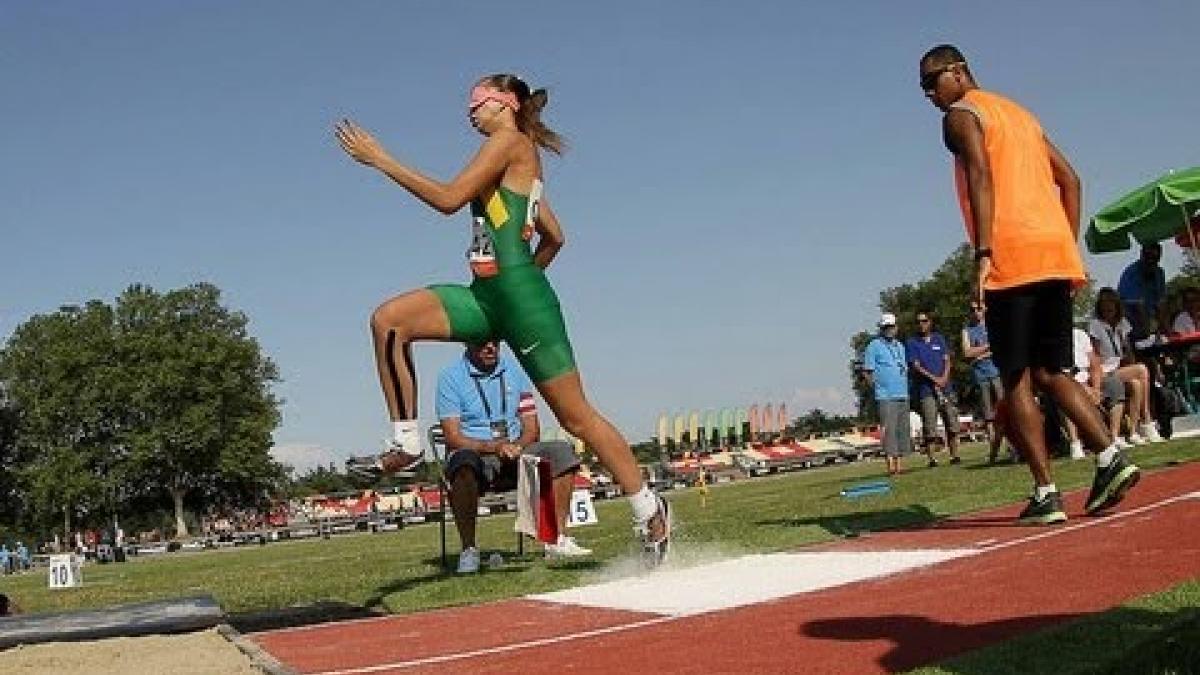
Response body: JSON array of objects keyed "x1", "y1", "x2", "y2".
[
  {"x1": 48, "y1": 554, "x2": 82, "y2": 589},
  {"x1": 468, "y1": 216, "x2": 498, "y2": 277},
  {"x1": 567, "y1": 489, "x2": 597, "y2": 527}
]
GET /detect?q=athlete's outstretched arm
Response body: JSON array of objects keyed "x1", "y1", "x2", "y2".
[
  {"x1": 532, "y1": 198, "x2": 566, "y2": 269},
  {"x1": 1045, "y1": 137, "x2": 1082, "y2": 239},
  {"x1": 335, "y1": 120, "x2": 515, "y2": 215}
]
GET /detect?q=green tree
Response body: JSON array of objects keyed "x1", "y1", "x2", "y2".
[
  {"x1": 0, "y1": 386, "x2": 20, "y2": 525},
  {"x1": 1073, "y1": 274, "x2": 1099, "y2": 321},
  {"x1": 0, "y1": 302, "x2": 121, "y2": 539},
  {"x1": 284, "y1": 464, "x2": 357, "y2": 498},
  {"x1": 0, "y1": 284, "x2": 283, "y2": 540},
  {"x1": 630, "y1": 440, "x2": 661, "y2": 464},
  {"x1": 1167, "y1": 254, "x2": 1200, "y2": 303},
  {"x1": 114, "y1": 284, "x2": 282, "y2": 538},
  {"x1": 790, "y1": 408, "x2": 860, "y2": 437}
]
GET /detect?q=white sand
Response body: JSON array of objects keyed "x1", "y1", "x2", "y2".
[{"x1": 532, "y1": 549, "x2": 975, "y2": 616}]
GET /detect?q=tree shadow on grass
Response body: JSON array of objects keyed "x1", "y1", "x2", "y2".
[{"x1": 802, "y1": 606, "x2": 1200, "y2": 674}]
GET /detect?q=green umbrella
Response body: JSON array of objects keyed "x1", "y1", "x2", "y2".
[{"x1": 1085, "y1": 166, "x2": 1200, "y2": 253}]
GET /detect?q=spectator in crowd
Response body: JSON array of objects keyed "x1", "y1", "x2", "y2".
[
  {"x1": 1171, "y1": 287, "x2": 1200, "y2": 362},
  {"x1": 1118, "y1": 242, "x2": 1167, "y2": 338},
  {"x1": 906, "y1": 311, "x2": 963, "y2": 467},
  {"x1": 1171, "y1": 287, "x2": 1200, "y2": 333},
  {"x1": 1068, "y1": 326, "x2": 1130, "y2": 458},
  {"x1": 437, "y1": 340, "x2": 591, "y2": 574},
  {"x1": 862, "y1": 312, "x2": 912, "y2": 476},
  {"x1": 0, "y1": 545, "x2": 9, "y2": 575},
  {"x1": 1088, "y1": 288, "x2": 1165, "y2": 444},
  {"x1": 962, "y1": 301, "x2": 1007, "y2": 463},
  {"x1": 15, "y1": 542, "x2": 30, "y2": 571}
]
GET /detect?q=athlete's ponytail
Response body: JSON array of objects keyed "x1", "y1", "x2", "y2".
[{"x1": 481, "y1": 74, "x2": 566, "y2": 155}]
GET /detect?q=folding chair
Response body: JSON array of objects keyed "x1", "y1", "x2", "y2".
[{"x1": 429, "y1": 425, "x2": 525, "y2": 570}]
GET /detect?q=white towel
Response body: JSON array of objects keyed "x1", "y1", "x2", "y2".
[{"x1": 514, "y1": 455, "x2": 540, "y2": 537}]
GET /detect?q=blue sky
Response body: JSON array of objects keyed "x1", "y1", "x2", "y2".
[{"x1": 3, "y1": 2, "x2": 1198, "y2": 471}]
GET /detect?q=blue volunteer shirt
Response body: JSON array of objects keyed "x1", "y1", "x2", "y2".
[
  {"x1": 435, "y1": 351, "x2": 534, "y2": 443},
  {"x1": 863, "y1": 336, "x2": 909, "y2": 401},
  {"x1": 964, "y1": 322, "x2": 1000, "y2": 383},
  {"x1": 906, "y1": 333, "x2": 953, "y2": 399},
  {"x1": 1118, "y1": 260, "x2": 1166, "y2": 334}
]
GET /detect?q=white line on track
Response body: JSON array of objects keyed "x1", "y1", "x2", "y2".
[
  {"x1": 305, "y1": 489, "x2": 1200, "y2": 674},
  {"x1": 308, "y1": 616, "x2": 676, "y2": 675}
]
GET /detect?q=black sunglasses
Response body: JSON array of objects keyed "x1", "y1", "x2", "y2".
[
  {"x1": 917, "y1": 318, "x2": 931, "y2": 323},
  {"x1": 920, "y1": 62, "x2": 963, "y2": 91}
]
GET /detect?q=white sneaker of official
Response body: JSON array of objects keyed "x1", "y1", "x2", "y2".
[
  {"x1": 545, "y1": 535, "x2": 592, "y2": 559},
  {"x1": 1141, "y1": 424, "x2": 1166, "y2": 443},
  {"x1": 1069, "y1": 441, "x2": 1086, "y2": 460},
  {"x1": 457, "y1": 546, "x2": 480, "y2": 574}
]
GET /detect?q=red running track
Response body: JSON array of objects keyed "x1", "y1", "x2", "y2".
[{"x1": 252, "y1": 461, "x2": 1200, "y2": 674}]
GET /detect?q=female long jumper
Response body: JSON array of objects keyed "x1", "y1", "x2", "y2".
[{"x1": 335, "y1": 74, "x2": 670, "y2": 564}]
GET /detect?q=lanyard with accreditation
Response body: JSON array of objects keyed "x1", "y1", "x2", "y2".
[{"x1": 472, "y1": 370, "x2": 510, "y2": 440}]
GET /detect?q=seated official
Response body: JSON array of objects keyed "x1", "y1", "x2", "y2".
[{"x1": 437, "y1": 340, "x2": 592, "y2": 574}]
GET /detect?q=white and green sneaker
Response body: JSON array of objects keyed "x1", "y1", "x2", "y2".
[{"x1": 634, "y1": 493, "x2": 672, "y2": 569}]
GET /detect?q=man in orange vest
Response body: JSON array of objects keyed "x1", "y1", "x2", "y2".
[{"x1": 920, "y1": 44, "x2": 1140, "y2": 524}]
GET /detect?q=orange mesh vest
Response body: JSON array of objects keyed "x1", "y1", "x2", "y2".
[{"x1": 952, "y1": 89, "x2": 1085, "y2": 291}]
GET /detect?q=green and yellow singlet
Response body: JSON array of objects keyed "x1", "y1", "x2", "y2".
[{"x1": 428, "y1": 180, "x2": 576, "y2": 383}]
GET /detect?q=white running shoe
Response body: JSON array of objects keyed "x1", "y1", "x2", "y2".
[
  {"x1": 1141, "y1": 424, "x2": 1165, "y2": 443},
  {"x1": 1127, "y1": 433, "x2": 1148, "y2": 446},
  {"x1": 633, "y1": 493, "x2": 672, "y2": 570},
  {"x1": 457, "y1": 546, "x2": 480, "y2": 574},
  {"x1": 345, "y1": 438, "x2": 424, "y2": 479},
  {"x1": 545, "y1": 535, "x2": 593, "y2": 559},
  {"x1": 1069, "y1": 441, "x2": 1086, "y2": 460},
  {"x1": 1114, "y1": 437, "x2": 1134, "y2": 451}
]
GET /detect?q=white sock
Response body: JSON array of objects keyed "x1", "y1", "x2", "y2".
[
  {"x1": 1096, "y1": 445, "x2": 1118, "y2": 468},
  {"x1": 1035, "y1": 484, "x2": 1057, "y2": 501},
  {"x1": 628, "y1": 485, "x2": 658, "y2": 523},
  {"x1": 392, "y1": 420, "x2": 419, "y2": 447}
]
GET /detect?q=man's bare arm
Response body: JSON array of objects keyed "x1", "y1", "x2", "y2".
[
  {"x1": 1045, "y1": 137, "x2": 1082, "y2": 238},
  {"x1": 943, "y1": 109, "x2": 994, "y2": 249}
]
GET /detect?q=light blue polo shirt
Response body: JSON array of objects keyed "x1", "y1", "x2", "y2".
[
  {"x1": 435, "y1": 351, "x2": 534, "y2": 442},
  {"x1": 863, "y1": 336, "x2": 909, "y2": 401}
]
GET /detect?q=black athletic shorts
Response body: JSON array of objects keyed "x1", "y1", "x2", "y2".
[{"x1": 984, "y1": 279, "x2": 1073, "y2": 379}]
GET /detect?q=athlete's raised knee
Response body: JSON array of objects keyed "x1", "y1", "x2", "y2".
[{"x1": 370, "y1": 303, "x2": 413, "y2": 340}]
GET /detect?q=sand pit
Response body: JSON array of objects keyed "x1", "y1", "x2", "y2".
[{"x1": 0, "y1": 627, "x2": 262, "y2": 674}]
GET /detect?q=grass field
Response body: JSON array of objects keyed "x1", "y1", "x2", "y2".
[
  {"x1": 2, "y1": 439, "x2": 1198, "y2": 670},
  {"x1": 908, "y1": 578, "x2": 1200, "y2": 675}
]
